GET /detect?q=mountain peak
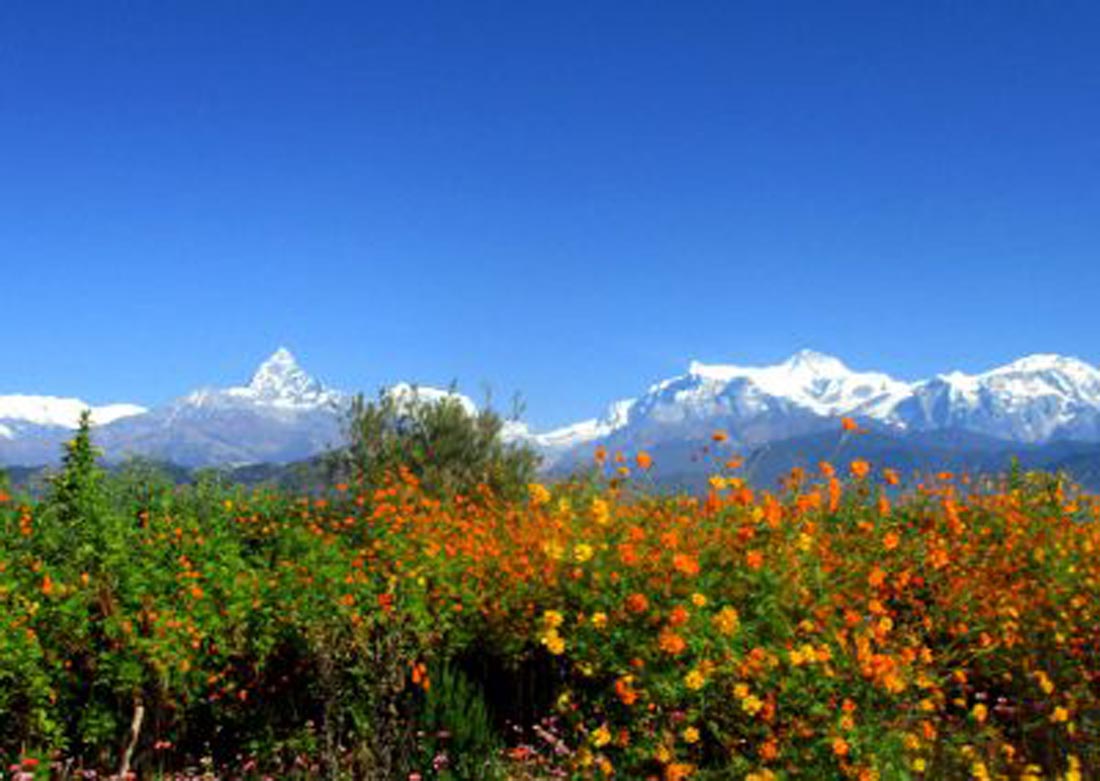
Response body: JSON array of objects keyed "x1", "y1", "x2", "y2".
[{"x1": 246, "y1": 347, "x2": 329, "y2": 404}]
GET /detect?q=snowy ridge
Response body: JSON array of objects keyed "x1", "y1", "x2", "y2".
[
  {"x1": 0, "y1": 395, "x2": 147, "y2": 429},
  {"x1": 536, "y1": 350, "x2": 1100, "y2": 458},
  {"x1": 4, "y1": 346, "x2": 1100, "y2": 469}
]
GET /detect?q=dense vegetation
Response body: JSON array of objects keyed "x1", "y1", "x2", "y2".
[{"x1": 0, "y1": 408, "x2": 1097, "y2": 780}]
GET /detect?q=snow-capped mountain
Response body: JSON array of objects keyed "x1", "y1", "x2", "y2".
[
  {"x1": 0, "y1": 393, "x2": 147, "y2": 465},
  {"x1": 538, "y1": 350, "x2": 1100, "y2": 468},
  {"x1": 3, "y1": 347, "x2": 1100, "y2": 471},
  {"x1": 0, "y1": 348, "x2": 496, "y2": 468},
  {"x1": 0, "y1": 395, "x2": 146, "y2": 435},
  {"x1": 890, "y1": 354, "x2": 1100, "y2": 442},
  {"x1": 538, "y1": 349, "x2": 911, "y2": 460},
  {"x1": 93, "y1": 349, "x2": 349, "y2": 467}
]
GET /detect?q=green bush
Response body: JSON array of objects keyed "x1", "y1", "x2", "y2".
[
  {"x1": 413, "y1": 664, "x2": 504, "y2": 781},
  {"x1": 336, "y1": 386, "x2": 540, "y2": 501}
]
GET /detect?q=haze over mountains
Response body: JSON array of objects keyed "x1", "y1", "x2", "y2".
[{"x1": 4, "y1": 348, "x2": 1100, "y2": 488}]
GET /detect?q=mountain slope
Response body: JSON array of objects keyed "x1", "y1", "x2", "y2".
[
  {"x1": 93, "y1": 349, "x2": 348, "y2": 467},
  {"x1": 541, "y1": 350, "x2": 1100, "y2": 473}
]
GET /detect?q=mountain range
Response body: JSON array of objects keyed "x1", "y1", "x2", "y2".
[{"x1": 4, "y1": 347, "x2": 1100, "y2": 489}]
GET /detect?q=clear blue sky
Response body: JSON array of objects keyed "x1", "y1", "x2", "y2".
[{"x1": 2, "y1": 2, "x2": 1099, "y2": 428}]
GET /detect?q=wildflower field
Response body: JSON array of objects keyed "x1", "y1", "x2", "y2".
[{"x1": 1, "y1": 429, "x2": 1098, "y2": 780}]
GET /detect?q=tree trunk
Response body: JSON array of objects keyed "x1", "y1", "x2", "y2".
[{"x1": 118, "y1": 696, "x2": 144, "y2": 780}]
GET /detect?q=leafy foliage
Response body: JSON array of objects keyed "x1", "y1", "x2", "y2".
[
  {"x1": 336, "y1": 387, "x2": 540, "y2": 501},
  {"x1": 0, "y1": 424, "x2": 1097, "y2": 780}
]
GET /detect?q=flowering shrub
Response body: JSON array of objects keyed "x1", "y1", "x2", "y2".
[{"x1": 0, "y1": 426, "x2": 1097, "y2": 779}]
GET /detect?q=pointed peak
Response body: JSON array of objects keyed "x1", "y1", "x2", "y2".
[{"x1": 246, "y1": 347, "x2": 328, "y2": 403}]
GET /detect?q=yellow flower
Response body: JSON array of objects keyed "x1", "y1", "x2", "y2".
[
  {"x1": 591, "y1": 497, "x2": 611, "y2": 526},
  {"x1": 912, "y1": 758, "x2": 927, "y2": 773},
  {"x1": 1051, "y1": 706, "x2": 1070, "y2": 723},
  {"x1": 528, "y1": 483, "x2": 551, "y2": 506},
  {"x1": 709, "y1": 475, "x2": 728, "y2": 491},
  {"x1": 654, "y1": 744, "x2": 672, "y2": 764},
  {"x1": 733, "y1": 682, "x2": 750, "y2": 699},
  {"x1": 592, "y1": 723, "x2": 612, "y2": 748},
  {"x1": 741, "y1": 694, "x2": 764, "y2": 716},
  {"x1": 591, "y1": 611, "x2": 608, "y2": 629},
  {"x1": 682, "y1": 726, "x2": 700, "y2": 744},
  {"x1": 543, "y1": 610, "x2": 564, "y2": 628},
  {"x1": 574, "y1": 543, "x2": 594, "y2": 563},
  {"x1": 972, "y1": 703, "x2": 988, "y2": 723},
  {"x1": 690, "y1": 592, "x2": 707, "y2": 607},
  {"x1": 712, "y1": 606, "x2": 740, "y2": 636},
  {"x1": 684, "y1": 669, "x2": 706, "y2": 690},
  {"x1": 541, "y1": 630, "x2": 565, "y2": 655}
]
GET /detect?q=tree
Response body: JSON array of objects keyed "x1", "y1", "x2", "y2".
[{"x1": 337, "y1": 386, "x2": 540, "y2": 501}]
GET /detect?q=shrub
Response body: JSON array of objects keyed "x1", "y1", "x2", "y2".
[{"x1": 335, "y1": 386, "x2": 540, "y2": 501}]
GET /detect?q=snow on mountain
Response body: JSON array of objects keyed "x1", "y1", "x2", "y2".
[
  {"x1": 172, "y1": 347, "x2": 346, "y2": 412},
  {"x1": 225, "y1": 347, "x2": 344, "y2": 408},
  {"x1": 96, "y1": 348, "x2": 348, "y2": 467},
  {"x1": 890, "y1": 354, "x2": 1100, "y2": 442},
  {"x1": 532, "y1": 398, "x2": 635, "y2": 464},
  {"x1": 0, "y1": 395, "x2": 147, "y2": 429},
  {"x1": 593, "y1": 350, "x2": 908, "y2": 445},
  {"x1": 541, "y1": 350, "x2": 1100, "y2": 469},
  {"x1": 4, "y1": 346, "x2": 1100, "y2": 470}
]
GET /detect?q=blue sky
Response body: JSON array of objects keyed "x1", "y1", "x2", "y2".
[{"x1": 2, "y1": 2, "x2": 1099, "y2": 428}]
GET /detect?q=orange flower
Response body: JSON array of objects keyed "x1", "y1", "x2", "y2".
[
  {"x1": 41, "y1": 574, "x2": 53, "y2": 596},
  {"x1": 668, "y1": 605, "x2": 690, "y2": 626},
  {"x1": 849, "y1": 460, "x2": 871, "y2": 479},
  {"x1": 658, "y1": 628, "x2": 687, "y2": 655},
  {"x1": 711, "y1": 430, "x2": 729, "y2": 443},
  {"x1": 626, "y1": 592, "x2": 650, "y2": 614},
  {"x1": 673, "y1": 553, "x2": 700, "y2": 577},
  {"x1": 746, "y1": 550, "x2": 764, "y2": 570},
  {"x1": 666, "y1": 763, "x2": 695, "y2": 781},
  {"x1": 841, "y1": 416, "x2": 861, "y2": 432},
  {"x1": 615, "y1": 675, "x2": 639, "y2": 705},
  {"x1": 636, "y1": 451, "x2": 653, "y2": 470},
  {"x1": 883, "y1": 531, "x2": 900, "y2": 551},
  {"x1": 832, "y1": 737, "x2": 850, "y2": 757}
]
